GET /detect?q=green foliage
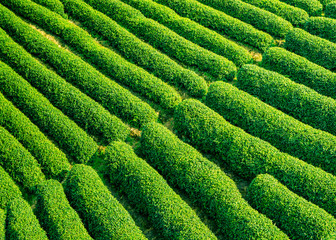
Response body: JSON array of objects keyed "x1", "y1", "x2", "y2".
[
  {"x1": 326, "y1": 1, "x2": 336, "y2": 18},
  {"x1": 174, "y1": 99, "x2": 336, "y2": 217},
  {"x1": 140, "y1": 0, "x2": 274, "y2": 51},
  {"x1": 304, "y1": 17, "x2": 336, "y2": 43},
  {"x1": 243, "y1": 0, "x2": 308, "y2": 26},
  {"x1": 237, "y1": 64, "x2": 336, "y2": 141},
  {"x1": 106, "y1": 141, "x2": 217, "y2": 239},
  {"x1": 0, "y1": 209, "x2": 4, "y2": 240},
  {"x1": 0, "y1": 126, "x2": 45, "y2": 190},
  {"x1": 0, "y1": 92, "x2": 70, "y2": 180},
  {"x1": 6, "y1": 198, "x2": 48, "y2": 240},
  {"x1": 247, "y1": 174, "x2": 336, "y2": 239},
  {"x1": 195, "y1": 0, "x2": 293, "y2": 37},
  {"x1": 261, "y1": 47, "x2": 336, "y2": 100},
  {"x1": 285, "y1": 28, "x2": 336, "y2": 71},
  {"x1": 31, "y1": 0, "x2": 65, "y2": 15},
  {"x1": 0, "y1": 60, "x2": 97, "y2": 163},
  {"x1": 321, "y1": 0, "x2": 336, "y2": 6},
  {"x1": 62, "y1": 0, "x2": 207, "y2": 97},
  {"x1": 4, "y1": 0, "x2": 181, "y2": 110},
  {"x1": 35, "y1": 180, "x2": 93, "y2": 240},
  {"x1": 0, "y1": 166, "x2": 22, "y2": 209},
  {"x1": 0, "y1": 4, "x2": 157, "y2": 128},
  {"x1": 206, "y1": 81, "x2": 336, "y2": 176},
  {"x1": 140, "y1": 122, "x2": 289, "y2": 239},
  {"x1": 116, "y1": 0, "x2": 252, "y2": 67},
  {"x1": 79, "y1": 0, "x2": 237, "y2": 80},
  {"x1": 279, "y1": 0, "x2": 322, "y2": 15},
  {"x1": 63, "y1": 164, "x2": 147, "y2": 240}
]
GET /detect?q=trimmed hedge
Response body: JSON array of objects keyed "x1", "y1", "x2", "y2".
[
  {"x1": 0, "y1": 126, "x2": 45, "y2": 190},
  {"x1": 326, "y1": 2, "x2": 336, "y2": 18},
  {"x1": 247, "y1": 174, "x2": 336, "y2": 239},
  {"x1": 0, "y1": 166, "x2": 22, "y2": 209},
  {"x1": 76, "y1": 0, "x2": 237, "y2": 80},
  {"x1": 35, "y1": 180, "x2": 93, "y2": 240},
  {"x1": 0, "y1": 209, "x2": 4, "y2": 240},
  {"x1": 0, "y1": 92, "x2": 70, "y2": 180},
  {"x1": 305, "y1": 17, "x2": 336, "y2": 43},
  {"x1": 106, "y1": 141, "x2": 217, "y2": 239},
  {"x1": 285, "y1": 28, "x2": 336, "y2": 71},
  {"x1": 195, "y1": 0, "x2": 293, "y2": 37},
  {"x1": 0, "y1": 4, "x2": 157, "y2": 128},
  {"x1": 280, "y1": 0, "x2": 323, "y2": 15},
  {"x1": 131, "y1": 0, "x2": 274, "y2": 51},
  {"x1": 63, "y1": 164, "x2": 147, "y2": 240},
  {"x1": 261, "y1": 47, "x2": 336, "y2": 99},
  {"x1": 114, "y1": 0, "x2": 252, "y2": 67},
  {"x1": 237, "y1": 65, "x2": 336, "y2": 138},
  {"x1": 0, "y1": 60, "x2": 97, "y2": 163},
  {"x1": 4, "y1": 0, "x2": 181, "y2": 109},
  {"x1": 206, "y1": 81, "x2": 336, "y2": 175},
  {"x1": 6, "y1": 198, "x2": 48, "y2": 240},
  {"x1": 243, "y1": 0, "x2": 309, "y2": 26},
  {"x1": 61, "y1": 0, "x2": 207, "y2": 97},
  {"x1": 140, "y1": 122, "x2": 289, "y2": 239},
  {"x1": 174, "y1": 99, "x2": 336, "y2": 217},
  {"x1": 31, "y1": 0, "x2": 65, "y2": 15}
]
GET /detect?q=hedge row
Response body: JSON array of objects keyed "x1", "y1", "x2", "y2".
[
  {"x1": 0, "y1": 209, "x2": 4, "y2": 240},
  {"x1": 174, "y1": 99, "x2": 336, "y2": 217},
  {"x1": 242, "y1": 0, "x2": 309, "y2": 26},
  {"x1": 326, "y1": 2, "x2": 336, "y2": 18},
  {"x1": 321, "y1": 0, "x2": 335, "y2": 6},
  {"x1": 140, "y1": 122, "x2": 289, "y2": 239},
  {"x1": 196, "y1": 0, "x2": 293, "y2": 37},
  {"x1": 0, "y1": 126, "x2": 45, "y2": 190},
  {"x1": 237, "y1": 65, "x2": 336, "y2": 139},
  {"x1": 116, "y1": 0, "x2": 252, "y2": 67},
  {"x1": 206, "y1": 81, "x2": 336, "y2": 176},
  {"x1": 36, "y1": 180, "x2": 93, "y2": 240},
  {"x1": 6, "y1": 198, "x2": 48, "y2": 240},
  {"x1": 4, "y1": 0, "x2": 181, "y2": 110},
  {"x1": 261, "y1": 47, "x2": 336, "y2": 99},
  {"x1": 61, "y1": 0, "x2": 206, "y2": 97},
  {"x1": 247, "y1": 174, "x2": 336, "y2": 239},
  {"x1": 140, "y1": 0, "x2": 274, "y2": 51},
  {"x1": 0, "y1": 60, "x2": 98, "y2": 163},
  {"x1": 0, "y1": 166, "x2": 22, "y2": 209},
  {"x1": 0, "y1": 92, "x2": 70, "y2": 180},
  {"x1": 285, "y1": 28, "x2": 336, "y2": 71},
  {"x1": 106, "y1": 142, "x2": 217, "y2": 240},
  {"x1": 31, "y1": 0, "x2": 65, "y2": 15},
  {"x1": 304, "y1": 17, "x2": 336, "y2": 43},
  {"x1": 0, "y1": 4, "x2": 157, "y2": 128},
  {"x1": 78, "y1": 0, "x2": 237, "y2": 80},
  {"x1": 280, "y1": 0, "x2": 323, "y2": 15},
  {"x1": 63, "y1": 164, "x2": 147, "y2": 240}
]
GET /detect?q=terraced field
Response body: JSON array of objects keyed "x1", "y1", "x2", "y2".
[{"x1": 0, "y1": 0, "x2": 336, "y2": 239}]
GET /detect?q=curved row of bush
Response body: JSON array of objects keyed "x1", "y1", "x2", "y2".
[
  {"x1": 326, "y1": 2, "x2": 336, "y2": 18},
  {"x1": 77, "y1": 0, "x2": 237, "y2": 80},
  {"x1": 237, "y1": 65, "x2": 336, "y2": 139},
  {"x1": 31, "y1": 0, "x2": 65, "y2": 15},
  {"x1": 0, "y1": 4, "x2": 157, "y2": 128},
  {"x1": 196, "y1": 0, "x2": 293, "y2": 37},
  {"x1": 285, "y1": 28, "x2": 336, "y2": 71},
  {"x1": 247, "y1": 174, "x2": 336, "y2": 239},
  {"x1": 0, "y1": 92, "x2": 70, "y2": 180},
  {"x1": 36, "y1": 180, "x2": 93, "y2": 240},
  {"x1": 114, "y1": 0, "x2": 252, "y2": 67},
  {"x1": 63, "y1": 164, "x2": 147, "y2": 240},
  {"x1": 61, "y1": 0, "x2": 207, "y2": 97},
  {"x1": 242, "y1": 0, "x2": 309, "y2": 26},
  {"x1": 105, "y1": 141, "x2": 217, "y2": 239},
  {"x1": 4, "y1": 0, "x2": 181, "y2": 110},
  {"x1": 6, "y1": 198, "x2": 48, "y2": 240},
  {"x1": 206, "y1": 81, "x2": 336, "y2": 176},
  {"x1": 304, "y1": 17, "x2": 336, "y2": 43},
  {"x1": 261, "y1": 47, "x2": 336, "y2": 99},
  {"x1": 0, "y1": 166, "x2": 21, "y2": 209},
  {"x1": 139, "y1": 0, "x2": 273, "y2": 50},
  {"x1": 0, "y1": 60, "x2": 98, "y2": 163},
  {"x1": 0, "y1": 126, "x2": 45, "y2": 190},
  {"x1": 280, "y1": 0, "x2": 323, "y2": 15},
  {"x1": 174, "y1": 99, "x2": 336, "y2": 217},
  {"x1": 140, "y1": 122, "x2": 289, "y2": 239},
  {"x1": 0, "y1": 209, "x2": 4, "y2": 240}
]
